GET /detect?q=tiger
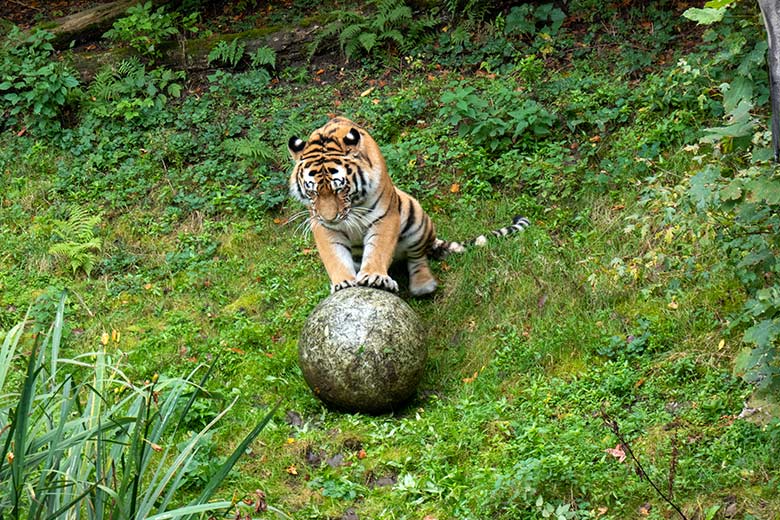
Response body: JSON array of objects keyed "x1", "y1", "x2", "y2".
[{"x1": 288, "y1": 116, "x2": 530, "y2": 296}]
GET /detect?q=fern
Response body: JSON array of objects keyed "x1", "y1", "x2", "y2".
[
  {"x1": 311, "y1": 0, "x2": 435, "y2": 62},
  {"x1": 207, "y1": 39, "x2": 246, "y2": 68},
  {"x1": 249, "y1": 46, "x2": 276, "y2": 69},
  {"x1": 223, "y1": 137, "x2": 274, "y2": 163},
  {"x1": 47, "y1": 206, "x2": 102, "y2": 276}
]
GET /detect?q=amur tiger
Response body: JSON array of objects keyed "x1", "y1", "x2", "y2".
[{"x1": 288, "y1": 116, "x2": 529, "y2": 296}]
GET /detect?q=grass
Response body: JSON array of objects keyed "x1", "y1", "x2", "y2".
[{"x1": 1, "y1": 1, "x2": 780, "y2": 518}]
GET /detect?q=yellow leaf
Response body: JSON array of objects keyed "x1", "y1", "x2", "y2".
[
  {"x1": 100, "y1": 332, "x2": 109, "y2": 346},
  {"x1": 286, "y1": 465, "x2": 298, "y2": 475},
  {"x1": 667, "y1": 299, "x2": 679, "y2": 310},
  {"x1": 450, "y1": 183, "x2": 460, "y2": 193}
]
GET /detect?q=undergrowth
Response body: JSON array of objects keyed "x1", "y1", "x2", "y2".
[{"x1": 1, "y1": 0, "x2": 779, "y2": 518}]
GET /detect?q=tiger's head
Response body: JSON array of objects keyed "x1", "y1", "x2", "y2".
[{"x1": 288, "y1": 117, "x2": 386, "y2": 228}]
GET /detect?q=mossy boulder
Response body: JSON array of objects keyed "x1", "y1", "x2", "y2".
[{"x1": 298, "y1": 287, "x2": 426, "y2": 414}]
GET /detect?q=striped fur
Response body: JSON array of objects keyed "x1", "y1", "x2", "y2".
[{"x1": 288, "y1": 117, "x2": 529, "y2": 296}]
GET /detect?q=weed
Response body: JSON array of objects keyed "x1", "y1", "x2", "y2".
[
  {"x1": 0, "y1": 27, "x2": 79, "y2": 135},
  {"x1": 103, "y1": 1, "x2": 180, "y2": 60}
]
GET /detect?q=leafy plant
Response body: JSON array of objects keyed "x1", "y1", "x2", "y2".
[
  {"x1": 47, "y1": 206, "x2": 103, "y2": 276},
  {"x1": 439, "y1": 81, "x2": 556, "y2": 152},
  {"x1": 504, "y1": 3, "x2": 566, "y2": 39},
  {"x1": 311, "y1": 0, "x2": 436, "y2": 61},
  {"x1": 250, "y1": 45, "x2": 277, "y2": 70},
  {"x1": 687, "y1": 163, "x2": 780, "y2": 392},
  {"x1": 86, "y1": 58, "x2": 183, "y2": 122},
  {"x1": 0, "y1": 292, "x2": 280, "y2": 519},
  {"x1": 208, "y1": 39, "x2": 246, "y2": 68},
  {"x1": 0, "y1": 27, "x2": 80, "y2": 135},
  {"x1": 103, "y1": 1, "x2": 179, "y2": 60}
]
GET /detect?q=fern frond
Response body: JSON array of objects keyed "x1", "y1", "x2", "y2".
[
  {"x1": 357, "y1": 33, "x2": 377, "y2": 54},
  {"x1": 250, "y1": 46, "x2": 276, "y2": 69}
]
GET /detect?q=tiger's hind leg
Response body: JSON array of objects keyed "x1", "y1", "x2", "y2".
[{"x1": 407, "y1": 255, "x2": 438, "y2": 296}]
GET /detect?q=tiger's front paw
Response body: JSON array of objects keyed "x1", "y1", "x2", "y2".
[
  {"x1": 356, "y1": 272, "x2": 399, "y2": 293},
  {"x1": 331, "y1": 278, "x2": 357, "y2": 293}
]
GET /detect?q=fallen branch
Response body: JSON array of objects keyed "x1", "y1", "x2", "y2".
[{"x1": 599, "y1": 406, "x2": 688, "y2": 520}]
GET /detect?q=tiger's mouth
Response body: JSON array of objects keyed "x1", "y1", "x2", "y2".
[{"x1": 313, "y1": 207, "x2": 351, "y2": 227}]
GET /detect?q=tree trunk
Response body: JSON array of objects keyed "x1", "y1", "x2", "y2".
[
  {"x1": 46, "y1": 0, "x2": 140, "y2": 47},
  {"x1": 758, "y1": 0, "x2": 780, "y2": 162}
]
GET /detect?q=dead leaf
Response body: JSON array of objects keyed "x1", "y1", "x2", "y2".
[
  {"x1": 589, "y1": 135, "x2": 601, "y2": 143},
  {"x1": 286, "y1": 464, "x2": 298, "y2": 475},
  {"x1": 450, "y1": 183, "x2": 460, "y2": 193},
  {"x1": 315, "y1": 69, "x2": 325, "y2": 75},
  {"x1": 462, "y1": 371, "x2": 478, "y2": 384},
  {"x1": 253, "y1": 489, "x2": 268, "y2": 513},
  {"x1": 357, "y1": 449, "x2": 367, "y2": 459},
  {"x1": 638, "y1": 503, "x2": 651, "y2": 516},
  {"x1": 604, "y1": 444, "x2": 626, "y2": 463},
  {"x1": 667, "y1": 299, "x2": 679, "y2": 310},
  {"x1": 360, "y1": 87, "x2": 375, "y2": 97},
  {"x1": 596, "y1": 507, "x2": 608, "y2": 517}
]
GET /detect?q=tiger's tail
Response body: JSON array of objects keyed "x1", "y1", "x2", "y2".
[{"x1": 429, "y1": 215, "x2": 530, "y2": 260}]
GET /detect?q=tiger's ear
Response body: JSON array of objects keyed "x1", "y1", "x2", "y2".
[
  {"x1": 288, "y1": 136, "x2": 306, "y2": 159},
  {"x1": 343, "y1": 128, "x2": 360, "y2": 146}
]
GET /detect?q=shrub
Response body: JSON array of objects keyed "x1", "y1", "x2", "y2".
[
  {"x1": 0, "y1": 27, "x2": 79, "y2": 135},
  {"x1": 103, "y1": 1, "x2": 180, "y2": 60},
  {"x1": 439, "y1": 80, "x2": 556, "y2": 152}
]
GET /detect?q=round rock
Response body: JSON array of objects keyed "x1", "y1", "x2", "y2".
[{"x1": 298, "y1": 287, "x2": 426, "y2": 413}]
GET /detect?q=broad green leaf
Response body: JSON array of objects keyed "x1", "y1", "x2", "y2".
[
  {"x1": 719, "y1": 180, "x2": 743, "y2": 201},
  {"x1": 683, "y1": 7, "x2": 726, "y2": 25},
  {"x1": 744, "y1": 176, "x2": 780, "y2": 205},
  {"x1": 688, "y1": 165, "x2": 721, "y2": 209},
  {"x1": 743, "y1": 319, "x2": 780, "y2": 348},
  {"x1": 705, "y1": 0, "x2": 738, "y2": 8},
  {"x1": 722, "y1": 77, "x2": 753, "y2": 115}
]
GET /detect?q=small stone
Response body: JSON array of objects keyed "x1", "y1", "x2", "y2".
[{"x1": 298, "y1": 287, "x2": 426, "y2": 413}]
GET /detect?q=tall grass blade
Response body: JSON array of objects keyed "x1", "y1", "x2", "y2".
[
  {"x1": 9, "y1": 335, "x2": 44, "y2": 517},
  {"x1": 146, "y1": 500, "x2": 233, "y2": 520},
  {"x1": 188, "y1": 398, "x2": 282, "y2": 514},
  {"x1": 140, "y1": 394, "x2": 239, "y2": 519}
]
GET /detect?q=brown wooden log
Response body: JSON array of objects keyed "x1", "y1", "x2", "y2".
[
  {"x1": 67, "y1": 25, "x2": 322, "y2": 82},
  {"x1": 45, "y1": 0, "x2": 138, "y2": 46}
]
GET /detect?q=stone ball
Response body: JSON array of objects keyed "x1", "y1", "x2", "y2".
[{"x1": 298, "y1": 287, "x2": 426, "y2": 414}]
